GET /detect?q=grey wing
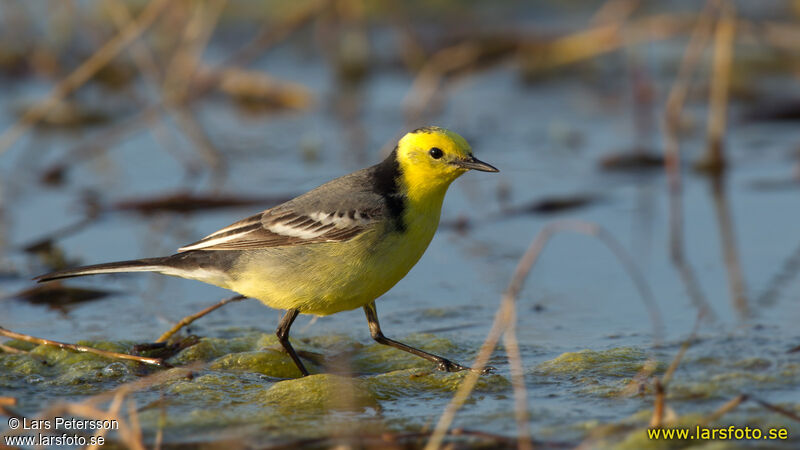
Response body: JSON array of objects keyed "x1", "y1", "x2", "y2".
[{"x1": 178, "y1": 172, "x2": 387, "y2": 252}]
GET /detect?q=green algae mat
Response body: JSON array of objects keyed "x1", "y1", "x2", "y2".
[{"x1": 2, "y1": 330, "x2": 798, "y2": 448}]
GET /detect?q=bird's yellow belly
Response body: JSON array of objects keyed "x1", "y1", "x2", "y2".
[{"x1": 228, "y1": 217, "x2": 438, "y2": 315}]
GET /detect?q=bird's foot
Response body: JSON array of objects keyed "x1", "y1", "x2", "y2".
[{"x1": 436, "y1": 359, "x2": 496, "y2": 374}]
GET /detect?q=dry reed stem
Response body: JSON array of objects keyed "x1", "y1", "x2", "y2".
[
  {"x1": 86, "y1": 390, "x2": 126, "y2": 450},
  {"x1": 0, "y1": 343, "x2": 26, "y2": 354},
  {"x1": 224, "y1": 0, "x2": 331, "y2": 69},
  {"x1": 83, "y1": 365, "x2": 198, "y2": 409},
  {"x1": 22, "y1": 214, "x2": 99, "y2": 252},
  {"x1": 756, "y1": 20, "x2": 800, "y2": 53},
  {"x1": 156, "y1": 295, "x2": 248, "y2": 343},
  {"x1": 1, "y1": 397, "x2": 145, "y2": 450},
  {"x1": 534, "y1": 22, "x2": 626, "y2": 68},
  {"x1": 751, "y1": 397, "x2": 800, "y2": 423},
  {"x1": 406, "y1": 13, "x2": 689, "y2": 126},
  {"x1": 110, "y1": 0, "x2": 328, "y2": 114},
  {"x1": 154, "y1": 408, "x2": 164, "y2": 450},
  {"x1": 107, "y1": 0, "x2": 310, "y2": 177},
  {"x1": 501, "y1": 312, "x2": 532, "y2": 450},
  {"x1": 524, "y1": 14, "x2": 692, "y2": 72},
  {"x1": 663, "y1": 1, "x2": 717, "y2": 321},
  {"x1": 192, "y1": 0, "x2": 331, "y2": 99},
  {"x1": 126, "y1": 398, "x2": 143, "y2": 449},
  {"x1": 426, "y1": 220, "x2": 661, "y2": 450},
  {"x1": 102, "y1": 0, "x2": 208, "y2": 176},
  {"x1": 168, "y1": 107, "x2": 227, "y2": 180},
  {"x1": 702, "y1": 1, "x2": 735, "y2": 172},
  {"x1": 64, "y1": 0, "x2": 325, "y2": 179},
  {"x1": 161, "y1": 0, "x2": 228, "y2": 177},
  {"x1": 0, "y1": 395, "x2": 22, "y2": 420},
  {"x1": 403, "y1": 42, "x2": 483, "y2": 121},
  {"x1": 47, "y1": 402, "x2": 144, "y2": 450},
  {"x1": 709, "y1": 177, "x2": 749, "y2": 319},
  {"x1": 103, "y1": 0, "x2": 164, "y2": 84},
  {"x1": 40, "y1": 108, "x2": 158, "y2": 180},
  {"x1": 0, "y1": 326, "x2": 166, "y2": 366},
  {"x1": 35, "y1": 366, "x2": 203, "y2": 448},
  {"x1": 0, "y1": 0, "x2": 170, "y2": 156},
  {"x1": 212, "y1": 67, "x2": 313, "y2": 109},
  {"x1": 660, "y1": 342, "x2": 689, "y2": 391},
  {"x1": 702, "y1": 394, "x2": 747, "y2": 424},
  {"x1": 755, "y1": 239, "x2": 800, "y2": 307},
  {"x1": 650, "y1": 310, "x2": 704, "y2": 427},
  {"x1": 650, "y1": 378, "x2": 665, "y2": 427},
  {"x1": 163, "y1": 0, "x2": 228, "y2": 102},
  {"x1": 663, "y1": 310, "x2": 704, "y2": 388},
  {"x1": 590, "y1": 0, "x2": 640, "y2": 26},
  {"x1": 664, "y1": 0, "x2": 716, "y2": 210}
]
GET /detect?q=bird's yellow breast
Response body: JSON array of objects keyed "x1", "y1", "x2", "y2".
[{"x1": 228, "y1": 195, "x2": 444, "y2": 316}]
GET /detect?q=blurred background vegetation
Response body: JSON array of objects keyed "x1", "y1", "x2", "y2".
[{"x1": 2, "y1": 0, "x2": 800, "y2": 448}]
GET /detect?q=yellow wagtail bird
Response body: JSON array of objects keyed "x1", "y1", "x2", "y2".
[{"x1": 35, "y1": 126, "x2": 499, "y2": 376}]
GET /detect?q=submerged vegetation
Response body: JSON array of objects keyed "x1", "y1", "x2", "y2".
[{"x1": 1, "y1": 0, "x2": 800, "y2": 448}]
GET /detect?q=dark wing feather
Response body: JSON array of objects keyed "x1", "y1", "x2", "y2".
[
  {"x1": 178, "y1": 208, "x2": 380, "y2": 251},
  {"x1": 177, "y1": 164, "x2": 399, "y2": 252}
]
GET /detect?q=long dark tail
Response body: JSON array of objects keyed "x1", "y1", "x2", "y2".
[{"x1": 34, "y1": 257, "x2": 174, "y2": 282}]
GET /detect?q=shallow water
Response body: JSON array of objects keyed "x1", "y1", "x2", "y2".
[{"x1": 2, "y1": 4, "x2": 800, "y2": 448}]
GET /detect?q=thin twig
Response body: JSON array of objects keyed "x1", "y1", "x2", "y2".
[
  {"x1": 102, "y1": 0, "x2": 163, "y2": 84},
  {"x1": 590, "y1": 0, "x2": 640, "y2": 26},
  {"x1": 664, "y1": 0, "x2": 717, "y2": 223},
  {"x1": 126, "y1": 398, "x2": 143, "y2": 449},
  {"x1": 709, "y1": 176, "x2": 749, "y2": 319},
  {"x1": 21, "y1": 214, "x2": 99, "y2": 253},
  {"x1": 168, "y1": 107, "x2": 226, "y2": 182},
  {"x1": 650, "y1": 310, "x2": 704, "y2": 427},
  {"x1": 663, "y1": 0, "x2": 717, "y2": 319},
  {"x1": 702, "y1": 394, "x2": 747, "y2": 424},
  {"x1": 650, "y1": 378, "x2": 665, "y2": 427},
  {"x1": 502, "y1": 312, "x2": 532, "y2": 450},
  {"x1": 32, "y1": 402, "x2": 145, "y2": 450},
  {"x1": 0, "y1": 343, "x2": 27, "y2": 354},
  {"x1": 102, "y1": 0, "x2": 207, "y2": 176},
  {"x1": 86, "y1": 390, "x2": 126, "y2": 450},
  {"x1": 159, "y1": 0, "x2": 228, "y2": 179},
  {"x1": 754, "y1": 239, "x2": 800, "y2": 306},
  {"x1": 0, "y1": 0, "x2": 170, "y2": 155},
  {"x1": 0, "y1": 326, "x2": 166, "y2": 366},
  {"x1": 700, "y1": 0, "x2": 735, "y2": 172},
  {"x1": 522, "y1": 13, "x2": 692, "y2": 74},
  {"x1": 156, "y1": 295, "x2": 248, "y2": 343},
  {"x1": 426, "y1": 220, "x2": 661, "y2": 450},
  {"x1": 663, "y1": 310, "x2": 703, "y2": 388},
  {"x1": 191, "y1": 0, "x2": 332, "y2": 100},
  {"x1": 162, "y1": 0, "x2": 228, "y2": 103},
  {"x1": 751, "y1": 396, "x2": 800, "y2": 423},
  {"x1": 82, "y1": 365, "x2": 199, "y2": 409}
]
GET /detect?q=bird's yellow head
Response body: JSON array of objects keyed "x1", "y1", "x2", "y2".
[{"x1": 394, "y1": 126, "x2": 498, "y2": 201}]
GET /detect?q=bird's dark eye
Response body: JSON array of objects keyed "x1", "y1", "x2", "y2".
[{"x1": 429, "y1": 147, "x2": 443, "y2": 159}]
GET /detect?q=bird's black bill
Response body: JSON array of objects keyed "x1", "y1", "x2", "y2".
[{"x1": 453, "y1": 156, "x2": 499, "y2": 172}]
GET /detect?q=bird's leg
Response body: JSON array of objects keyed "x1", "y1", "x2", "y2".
[
  {"x1": 363, "y1": 302, "x2": 493, "y2": 374},
  {"x1": 276, "y1": 309, "x2": 309, "y2": 376}
]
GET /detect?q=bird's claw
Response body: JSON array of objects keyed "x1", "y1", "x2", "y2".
[
  {"x1": 478, "y1": 365, "x2": 497, "y2": 374},
  {"x1": 436, "y1": 360, "x2": 463, "y2": 372},
  {"x1": 436, "y1": 360, "x2": 495, "y2": 375}
]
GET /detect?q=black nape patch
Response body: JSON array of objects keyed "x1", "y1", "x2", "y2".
[{"x1": 371, "y1": 147, "x2": 406, "y2": 231}]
